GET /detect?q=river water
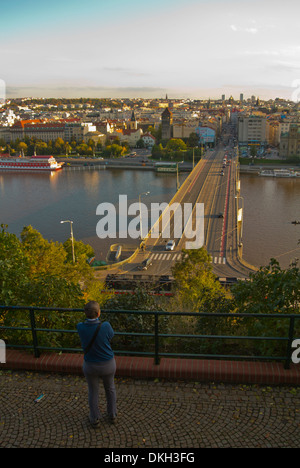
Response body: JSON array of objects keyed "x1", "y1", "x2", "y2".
[{"x1": 0, "y1": 167, "x2": 299, "y2": 269}]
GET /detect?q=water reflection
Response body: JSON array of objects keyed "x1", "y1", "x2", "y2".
[
  {"x1": 0, "y1": 168, "x2": 299, "y2": 268},
  {"x1": 241, "y1": 174, "x2": 300, "y2": 269}
]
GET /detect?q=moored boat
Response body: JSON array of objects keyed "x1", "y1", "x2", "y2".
[
  {"x1": 259, "y1": 168, "x2": 298, "y2": 177},
  {"x1": 0, "y1": 154, "x2": 64, "y2": 171},
  {"x1": 259, "y1": 170, "x2": 274, "y2": 176}
]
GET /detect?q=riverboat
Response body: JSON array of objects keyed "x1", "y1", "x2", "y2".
[
  {"x1": 259, "y1": 169, "x2": 299, "y2": 178},
  {"x1": 273, "y1": 169, "x2": 297, "y2": 177},
  {"x1": 259, "y1": 170, "x2": 274, "y2": 177},
  {"x1": 0, "y1": 154, "x2": 64, "y2": 171}
]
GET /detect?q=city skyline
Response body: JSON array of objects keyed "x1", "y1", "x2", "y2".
[{"x1": 1, "y1": 0, "x2": 300, "y2": 101}]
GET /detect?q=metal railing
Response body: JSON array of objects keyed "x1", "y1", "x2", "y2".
[{"x1": 0, "y1": 305, "x2": 299, "y2": 369}]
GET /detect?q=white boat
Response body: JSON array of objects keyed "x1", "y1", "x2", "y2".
[
  {"x1": 0, "y1": 154, "x2": 64, "y2": 171},
  {"x1": 259, "y1": 170, "x2": 274, "y2": 177},
  {"x1": 273, "y1": 169, "x2": 296, "y2": 177},
  {"x1": 259, "y1": 169, "x2": 298, "y2": 177}
]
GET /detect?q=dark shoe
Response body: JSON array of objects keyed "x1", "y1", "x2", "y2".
[
  {"x1": 108, "y1": 414, "x2": 117, "y2": 424},
  {"x1": 90, "y1": 418, "x2": 100, "y2": 428}
]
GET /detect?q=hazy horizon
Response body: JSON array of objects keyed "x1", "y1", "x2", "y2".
[{"x1": 1, "y1": 0, "x2": 300, "y2": 102}]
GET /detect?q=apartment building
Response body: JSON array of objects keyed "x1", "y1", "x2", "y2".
[
  {"x1": 64, "y1": 121, "x2": 96, "y2": 141},
  {"x1": 10, "y1": 120, "x2": 65, "y2": 143},
  {"x1": 238, "y1": 115, "x2": 267, "y2": 147},
  {"x1": 172, "y1": 121, "x2": 198, "y2": 139},
  {"x1": 8, "y1": 119, "x2": 96, "y2": 143},
  {"x1": 267, "y1": 120, "x2": 280, "y2": 147}
]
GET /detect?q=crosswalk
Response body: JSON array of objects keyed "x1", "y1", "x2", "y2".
[
  {"x1": 213, "y1": 256, "x2": 227, "y2": 265},
  {"x1": 149, "y1": 252, "x2": 183, "y2": 262},
  {"x1": 147, "y1": 252, "x2": 226, "y2": 265}
]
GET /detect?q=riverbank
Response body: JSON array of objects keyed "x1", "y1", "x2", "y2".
[
  {"x1": 239, "y1": 164, "x2": 300, "y2": 175},
  {"x1": 57, "y1": 156, "x2": 193, "y2": 172},
  {"x1": 57, "y1": 156, "x2": 300, "y2": 176}
]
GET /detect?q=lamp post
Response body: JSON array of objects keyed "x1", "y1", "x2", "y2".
[
  {"x1": 60, "y1": 220, "x2": 75, "y2": 264},
  {"x1": 235, "y1": 196, "x2": 244, "y2": 247},
  {"x1": 176, "y1": 162, "x2": 180, "y2": 191},
  {"x1": 139, "y1": 191, "x2": 150, "y2": 240}
]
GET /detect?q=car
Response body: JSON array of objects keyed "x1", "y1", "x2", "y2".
[
  {"x1": 220, "y1": 170, "x2": 224, "y2": 176},
  {"x1": 139, "y1": 257, "x2": 152, "y2": 270},
  {"x1": 218, "y1": 212, "x2": 224, "y2": 218},
  {"x1": 165, "y1": 240, "x2": 175, "y2": 251}
]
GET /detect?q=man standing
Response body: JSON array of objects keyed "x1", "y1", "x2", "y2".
[{"x1": 77, "y1": 301, "x2": 117, "y2": 427}]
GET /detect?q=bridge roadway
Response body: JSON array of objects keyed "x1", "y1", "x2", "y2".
[{"x1": 123, "y1": 146, "x2": 256, "y2": 280}]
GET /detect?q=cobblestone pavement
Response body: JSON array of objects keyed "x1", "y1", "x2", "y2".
[{"x1": 1, "y1": 370, "x2": 300, "y2": 449}]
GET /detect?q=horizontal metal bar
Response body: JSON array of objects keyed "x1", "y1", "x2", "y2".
[
  {"x1": 1, "y1": 305, "x2": 299, "y2": 320},
  {"x1": 1, "y1": 305, "x2": 299, "y2": 365}
]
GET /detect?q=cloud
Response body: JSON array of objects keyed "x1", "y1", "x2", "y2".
[
  {"x1": 230, "y1": 24, "x2": 258, "y2": 34},
  {"x1": 268, "y1": 61, "x2": 300, "y2": 72}
]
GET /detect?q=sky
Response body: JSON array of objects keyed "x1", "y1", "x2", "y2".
[{"x1": 1, "y1": 0, "x2": 300, "y2": 101}]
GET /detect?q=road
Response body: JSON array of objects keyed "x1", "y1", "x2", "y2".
[{"x1": 123, "y1": 145, "x2": 256, "y2": 280}]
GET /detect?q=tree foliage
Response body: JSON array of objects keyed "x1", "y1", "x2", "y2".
[
  {"x1": 170, "y1": 247, "x2": 232, "y2": 313},
  {"x1": 232, "y1": 258, "x2": 300, "y2": 315},
  {"x1": 0, "y1": 224, "x2": 110, "y2": 308}
]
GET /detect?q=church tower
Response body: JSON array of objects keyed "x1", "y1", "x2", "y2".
[{"x1": 129, "y1": 110, "x2": 137, "y2": 130}]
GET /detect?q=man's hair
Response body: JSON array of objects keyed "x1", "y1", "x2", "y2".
[{"x1": 84, "y1": 301, "x2": 100, "y2": 319}]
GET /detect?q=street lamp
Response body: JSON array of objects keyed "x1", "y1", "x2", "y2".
[
  {"x1": 60, "y1": 220, "x2": 75, "y2": 264},
  {"x1": 139, "y1": 191, "x2": 150, "y2": 240},
  {"x1": 235, "y1": 196, "x2": 244, "y2": 247}
]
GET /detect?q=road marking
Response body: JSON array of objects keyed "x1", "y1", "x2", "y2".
[
  {"x1": 150, "y1": 252, "x2": 182, "y2": 262},
  {"x1": 213, "y1": 257, "x2": 226, "y2": 264}
]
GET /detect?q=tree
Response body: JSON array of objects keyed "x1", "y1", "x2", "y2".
[
  {"x1": 250, "y1": 145, "x2": 257, "y2": 163},
  {"x1": 63, "y1": 238, "x2": 94, "y2": 264},
  {"x1": 136, "y1": 139, "x2": 145, "y2": 148},
  {"x1": 170, "y1": 247, "x2": 231, "y2": 313},
  {"x1": 166, "y1": 139, "x2": 187, "y2": 152},
  {"x1": 17, "y1": 142, "x2": 28, "y2": 155},
  {"x1": 0, "y1": 225, "x2": 30, "y2": 305},
  {"x1": 167, "y1": 247, "x2": 233, "y2": 357},
  {"x1": 104, "y1": 143, "x2": 126, "y2": 157},
  {"x1": 187, "y1": 133, "x2": 199, "y2": 148},
  {"x1": 232, "y1": 258, "x2": 300, "y2": 315},
  {"x1": 0, "y1": 224, "x2": 112, "y2": 350},
  {"x1": 64, "y1": 142, "x2": 72, "y2": 156},
  {"x1": 231, "y1": 258, "x2": 300, "y2": 357}
]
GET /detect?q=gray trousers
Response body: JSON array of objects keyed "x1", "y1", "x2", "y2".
[{"x1": 83, "y1": 358, "x2": 117, "y2": 423}]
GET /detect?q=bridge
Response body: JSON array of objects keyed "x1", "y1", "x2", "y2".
[{"x1": 122, "y1": 145, "x2": 256, "y2": 280}]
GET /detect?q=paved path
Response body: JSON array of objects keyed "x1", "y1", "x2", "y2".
[{"x1": 1, "y1": 370, "x2": 299, "y2": 449}]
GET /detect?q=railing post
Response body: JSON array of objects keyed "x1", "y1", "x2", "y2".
[
  {"x1": 29, "y1": 309, "x2": 40, "y2": 358},
  {"x1": 154, "y1": 313, "x2": 160, "y2": 365},
  {"x1": 284, "y1": 316, "x2": 295, "y2": 370}
]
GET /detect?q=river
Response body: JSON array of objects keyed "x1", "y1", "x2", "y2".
[{"x1": 0, "y1": 167, "x2": 299, "y2": 270}]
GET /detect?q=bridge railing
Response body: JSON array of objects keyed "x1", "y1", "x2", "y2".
[{"x1": 0, "y1": 305, "x2": 299, "y2": 369}]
